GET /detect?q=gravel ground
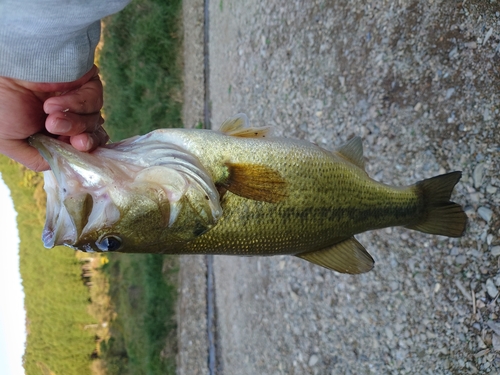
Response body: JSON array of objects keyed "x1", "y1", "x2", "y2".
[
  {"x1": 177, "y1": 1, "x2": 208, "y2": 375},
  {"x1": 179, "y1": 0, "x2": 500, "y2": 374}
]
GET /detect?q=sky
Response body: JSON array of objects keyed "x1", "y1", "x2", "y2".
[{"x1": 0, "y1": 173, "x2": 26, "y2": 375}]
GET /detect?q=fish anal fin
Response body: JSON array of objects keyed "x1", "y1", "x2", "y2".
[
  {"x1": 219, "y1": 113, "x2": 272, "y2": 138},
  {"x1": 296, "y1": 237, "x2": 374, "y2": 274},
  {"x1": 406, "y1": 171, "x2": 467, "y2": 237},
  {"x1": 222, "y1": 163, "x2": 287, "y2": 203},
  {"x1": 335, "y1": 136, "x2": 365, "y2": 170}
]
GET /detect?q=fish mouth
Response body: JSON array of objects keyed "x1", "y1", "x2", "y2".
[
  {"x1": 28, "y1": 134, "x2": 66, "y2": 179},
  {"x1": 29, "y1": 134, "x2": 109, "y2": 187},
  {"x1": 29, "y1": 132, "x2": 222, "y2": 251},
  {"x1": 29, "y1": 134, "x2": 116, "y2": 249}
]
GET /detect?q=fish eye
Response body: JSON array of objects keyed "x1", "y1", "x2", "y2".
[{"x1": 96, "y1": 235, "x2": 122, "y2": 252}]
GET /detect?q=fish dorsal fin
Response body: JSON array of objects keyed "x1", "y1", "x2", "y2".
[
  {"x1": 219, "y1": 113, "x2": 272, "y2": 138},
  {"x1": 221, "y1": 162, "x2": 288, "y2": 203},
  {"x1": 335, "y1": 137, "x2": 365, "y2": 170},
  {"x1": 296, "y1": 237, "x2": 374, "y2": 274}
]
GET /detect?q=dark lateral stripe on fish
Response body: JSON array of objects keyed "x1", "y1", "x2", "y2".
[{"x1": 234, "y1": 205, "x2": 422, "y2": 230}]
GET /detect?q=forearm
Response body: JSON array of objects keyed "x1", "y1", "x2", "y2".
[{"x1": 0, "y1": 0, "x2": 130, "y2": 82}]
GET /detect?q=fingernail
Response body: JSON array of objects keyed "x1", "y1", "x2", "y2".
[
  {"x1": 44, "y1": 103, "x2": 65, "y2": 114},
  {"x1": 55, "y1": 119, "x2": 72, "y2": 133},
  {"x1": 87, "y1": 135, "x2": 94, "y2": 149},
  {"x1": 82, "y1": 136, "x2": 93, "y2": 151}
]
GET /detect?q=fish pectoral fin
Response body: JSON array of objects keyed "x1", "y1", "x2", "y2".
[
  {"x1": 219, "y1": 113, "x2": 272, "y2": 138},
  {"x1": 222, "y1": 163, "x2": 288, "y2": 203},
  {"x1": 335, "y1": 136, "x2": 366, "y2": 170},
  {"x1": 296, "y1": 237, "x2": 374, "y2": 274}
]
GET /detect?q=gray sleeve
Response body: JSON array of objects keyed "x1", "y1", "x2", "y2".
[{"x1": 0, "y1": 0, "x2": 131, "y2": 82}]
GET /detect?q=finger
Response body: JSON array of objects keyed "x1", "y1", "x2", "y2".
[
  {"x1": 46, "y1": 111, "x2": 103, "y2": 135},
  {"x1": 43, "y1": 75, "x2": 103, "y2": 115},
  {"x1": 69, "y1": 127, "x2": 110, "y2": 152},
  {"x1": 0, "y1": 139, "x2": 49, "y2": 172}
]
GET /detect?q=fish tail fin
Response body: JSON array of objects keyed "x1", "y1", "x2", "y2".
[{"x1": 405, "y1": 171, "x2": 467, "y2": 237}]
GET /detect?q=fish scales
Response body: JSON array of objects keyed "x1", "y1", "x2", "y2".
[
  {"x1": 151, "y1": 129, "x2": 421, "y2": 255},
  {"x1": 29, "y1": 114, "x2": 467, "y2": 273}
]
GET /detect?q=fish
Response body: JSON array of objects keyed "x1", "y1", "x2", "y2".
[{"x1": 29, "y1": 114, "x2": 467, "y2": 274}]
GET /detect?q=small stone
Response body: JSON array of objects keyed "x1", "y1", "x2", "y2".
[
  {"x1": 486, "y1": 279, "x2": 499, "y2": 299},
  {"x1": 474, "y1": 349, "x2": 490, "y2": 358},
  {"x1": 390, "y1": 281, "x2": 399, "y2": 291},
  {"x1": 491, "y1": 246, "x2": 500, "y2": 257},
  {"x1": 478, "y1": 207, "x2": 493, "y2": 223},
  {"x1": 483, "y1": 108, "x2": 491, "y2": 121},
  {"x1": 434, "y1": 283, "x2": 441, "y2": 293},
  {"x1": 486, "y1": 185, "x2": 498, "y2": 194},
  {"x1": 493, "y1": 334, "x2": 500, "y2": 351},
  {"x1": 466, "y1": 362, "x2": 479, "y2": 373},
  {"x1": 455, "y1": 279, "x2": 472, "y2": 301},
  {"x1": 443, "y1": 359, "x2": 451, "y2": 369},
  {"x1": 308, "y1": 354, "x2": 319, "y2": 367},
  {"x1": 469, "y1": 192, "x2": 481, "y2": 204},
  {"x1": 473, "y1": 163, "x2": 486, "y2": 189},
  {"x1": 486, "y1": 320, "x2": 500, "y2": 336},
  {"x1": 487, "y1": 234, "x2": 494, "y2": 245},
  {"x1": 386, "y1": 327, "x2": 394, "y2": 341},
  {"x1": 449, "y1": 47, "x2": 458, "y2": 58},
  {"x1": 477, "y1": 336, "x2": 487, "y2": 349},
  {"x1": 445, "y1": 88, "x2": 455, "y2": 100},
  {"x1": 483, "y1": 27, "x2": 494, "y2": 45}
]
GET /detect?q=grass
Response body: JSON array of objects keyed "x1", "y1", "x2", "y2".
[
  {"x1": 98, "y1": 254, "x2": 178, "y2": 375},
  {"x1": 0, "y1": 158, "x2": 98, "y2": 375},
  {"x1": 99, "y1": 0, "x2": 184, "y2": 140},
  {"x1": 0, "y1": 0, "x2": 184, "y2": 373},
  {"x1": 95, "y1": 0, "x2": 183, "y2": 374},
  {"x1": 0, "y1": 170, "x2": 180, "y2": 375}
]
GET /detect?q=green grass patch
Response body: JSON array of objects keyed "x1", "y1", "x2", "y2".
[
  {"x1": 0, "y1": 0, "x2": 184, "y2": 373},
  {"x1": 99, "y1": 0, "x2": 183, "y2": 140},
  {"x1": 97, "y1": 0, "x2": 183, "y2": 373},
  {"x1": 100, "y1": 254, "x2": 178, "y2": 375},
  {"x1": 0, "y1": 157, "x2": 97, "y2": 375}
]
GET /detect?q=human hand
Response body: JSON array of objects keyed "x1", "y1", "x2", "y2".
[{"x1": 0, "y1": 65, "x2": 109, "y2": 171}]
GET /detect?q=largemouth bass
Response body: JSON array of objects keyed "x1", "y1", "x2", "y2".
[{"x1": 29, "y1": 114, "x2": 467, "y2": 273}]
